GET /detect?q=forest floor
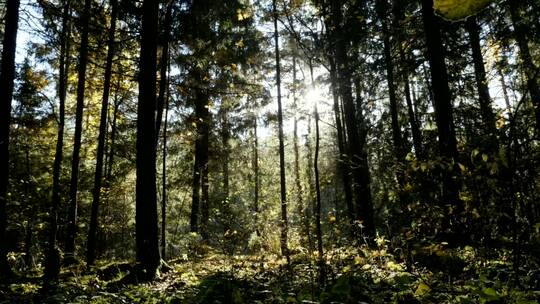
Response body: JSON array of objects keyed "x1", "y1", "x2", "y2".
[{"x1": 1, "y1": 244, "x2": 539, "y2": 304}]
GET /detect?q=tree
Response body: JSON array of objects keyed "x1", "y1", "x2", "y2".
[
  {"x1": 330, "y1": 0, "x2": 375, "y2": 238},
  {"x1": 508, "y1": 0, "x2": 540, "y2": 133},
  {"x1": 136, "y1": 0, "x2": 160, "y2": 279},
  {"x1": 420, "y1": 0, "x2": 462, "y2": 226},
  {"x1": 66, "y1": 0, "x2": 92, "y2": 261},
  {"x1": 273, "y1": 0, "x2": 290, "y2": 263},
  {"x1": 313, "y1": 104, "x2": 325, "y2": 285},
  {"x1": 376, "y1": 0, "x2": 404, "y2": 162},
  {"x1": 465, "y1": 16, "x2": 497, "y2": 143},
  {"x1": 44, "y1": 0, "x2": 71, "y2": 280},
  {"x1": 0, "y1": 0, "x2": 20, "y2": 278},
  {"x1": 87, "y1": 0, "x2": 118, "y2": 266}
]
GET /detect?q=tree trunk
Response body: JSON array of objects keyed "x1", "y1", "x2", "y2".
[
  {"x1": 23, "y1": 145, "x2": 34, "y2": 269},
  {"x1": 376, "y1": 0, "x2": 404, "y2": 162},
  {"x1": 465, "y1": 16, "x2": 497, "y2": 141},
  {"x1": 0, "y1": 0, "x2": 19, "y2": 278},
  {"x1": 220, "y1": 106, "x2": 231, "y2": 237},
  {"x1": 329, "y1": 58, "x2": 354, "y2": 222},
  {"x1": 393, "y1": 0, "x2": 424, "y2": 159},
  {"x1": 190, "y1": 74, "x2": 210, "y2": 239},
  {"x1": 136, "y1": 0, "x2": 160, "y2": 279},
  {"x1": 161, "y1": 83, "x2": 170, "y2": 260},
  {"x1": 313, "y1": 106, "x2": 325, "y2": 285},
  {"x1": 420, "y1": 0, "x2": 462, "y2": 237},
  {"x1": 200, "y1": 95, "x2": 210, "y2": 241},
  {"x1": 45, "y1": 0, "x2": 70, "y2": 280},
  {"x1": 65, "y1": 0, "x2": 91, "y2": 260},
  {"x1": 155, "y1": 0, "x2": 174, "y2": 144},
  {"x1": 403, "y1": 70, "x2": 423, "y2": 159},
  {"x1": 190, "y1": 143, "x2": 201, "y2": 233},
  {"x1": 273, "y1": 0, "x2": 290, "y2": 263},
  {"x1": 331, "y1": 0, "x2": 375, "y2": 238},
  {"x1": 497, "y1": 57, "x2": 512, "y2": 115},
  {"x1": 305, "y1": 117, "x2": 315, "y2": 254},
  {"x1": 508, "y1": 0, "x2": 540, "y2": 133},
  {"x1": 87, "y1": 0, "x2": 118, "y2": 266}
]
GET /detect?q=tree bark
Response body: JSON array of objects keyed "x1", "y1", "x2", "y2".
[
  {"x1": 313, "y1": 106, "x2": 325, "y2": 285},
  {"x1": 0, "y1": 0, "x2": 19, "y2": 278},
  {"x1": 200, "y1": 94, "x2": 210, "y2": 240},
  {"x1": 155, "y1": 0, "x2": 174, "y2": 144},
  {"x1": 161, "y1": 82, "x2": 170, "y2": 260},
  {"x1": 273, "y1": 0, "x2": 290, "y2": 263},
  {"x1": 376, "y1": 0, "x2": 404, "y2": 162},
  {"x1": 45, "y1": 0, "x2": 70, "y2": 280},
  {"x1": 329, "y1": 58, "x2": 354, "y2": 222},
  {"x1": 420, "y1": 0, "x2": 462, "y2": 239},
  {"x1": 190, "y1": 142, "x2": 201, "y2": 233},
  {"x1": 220, "y1": 106, "x2": 231, "y2": 236},
  {"x1": 508, "y1": 0, "x2": 540, "y2": 133},
  {"x1": 136, "y1": 0, "x2": 160, "y2": 279},
  {"x1": 87, "y1": 0, "x2": 118, "y2": 266},
  {"x1": 393, "y1": 0, "x2": 424, "y2": 159},
  {"x1": 465, "y1": 16, "x2": 497, "y2": 141},
  {"x1": 65, "y1": 0, "x2": 91, "y2": 260},
  {"x1": 331, "y1": 0, "x2": 375, "y2": 238}
]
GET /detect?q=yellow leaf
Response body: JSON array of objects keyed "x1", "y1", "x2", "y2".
[
  {"x1": 433, "y1": 0, "x2": 493, "y2": 21},
  {"x1": 235, "y1": 39, "x2": 245, "y2": 48},
  {"x1": 354, "y1": 256, "x2": 364, "y2": 265},
  {"x1": 415, "y1": 282, "x2": 431, "y2": 297}
]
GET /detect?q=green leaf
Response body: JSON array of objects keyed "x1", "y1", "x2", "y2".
[
  {"x1": 434, "y1": 0, "x2": 493, "y2": 21},
  {"x1": 479, "y1": 287, "x2": 500, "y2": 301}
]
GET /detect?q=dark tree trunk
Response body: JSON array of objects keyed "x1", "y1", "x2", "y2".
[
  {"x1": 23, "y1": 145, "x2": 34, "y2": 269},
  {"x1": 155, "y1": 0, "x2": 174, "y2": 144},
  {"x1": 465, "y1": 16, "x2": 497, "y2": 141},
  {"x1": 200, "y1": 93, "x2": 210, "y2": 240},
  {"x1": 0, "y1": 0, "x2": 19, "y2": 278},
  {"x1": 190, "y1": 74, "x2": 210, "y2": 239},
  {"x1": 45, "y1": 0, "x2": 70, "y2": 280},
  {"x1": 497, "y1": 57, "x2": 512, "y2": 115},
  {"x1": 403, "y1": 71, "x2": 423, "y2": 159},
  {"x1": 393, "y1": 0, "x2": 423, "y2": 159},
  {"x1": 273, "y1": 0, "x2": 290, "y2": 263},
  {"x1": 190, "y1": 145, "x2": 201, "y2": 233},
  {"x1": 508, "y1": 0, "x2": 540, "y2": 133},
  {"x1": 305, "y1": 118, "x2": 315, "y2": 254},
  {"x1": 161, "y1": 85, "x2": 169, "y2": 260},
  {"x1": 220, "y1": 107, "x2": 231, "y2": 236},
  {"x1": 420, "y1": 0, "x2": 460, "y2": 197},
  {"x1": 66, "y1": 0, "x2": 91, "y2": 260},
  {"x1": 106, "y1": 90, "x2": 120, "y2": 183},
  {"x1": 87, "y1": 0, "x2": 118, "y2": 266},
  {"x1": 136, "y1": 0, "x2": 160, "y2": 279},
  {"x1": 376, "y1": 0, "x2": 404, "y2": 162},
  {"x1": 313, "y1": 106, "x2": 325, "y2": 285},
  {"x1": 331, "y1": 0, "x2": 375, "y2": 238},
  {"x1": 329, "y1": 59, "x2": 354, "y2": 222}
]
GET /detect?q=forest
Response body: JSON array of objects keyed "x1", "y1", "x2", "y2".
[{"x1": 0, "y1": 0, "x2": 539, "y2": 303}]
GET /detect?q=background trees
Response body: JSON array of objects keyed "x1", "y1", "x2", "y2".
[{"x1": 0, "y1": 0, "x2": 539, "y2": 302}]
